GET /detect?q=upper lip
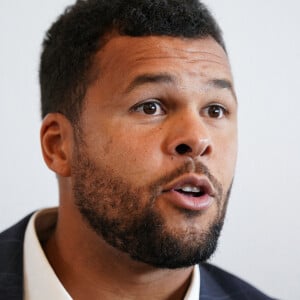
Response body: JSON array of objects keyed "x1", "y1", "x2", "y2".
[{"x1": 162, "y1": 174, "x2": 216, "y2": 197}]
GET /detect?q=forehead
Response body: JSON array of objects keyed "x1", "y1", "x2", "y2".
[{"x1": 95, "y1": 35, "x2": 232, "y2": 82}]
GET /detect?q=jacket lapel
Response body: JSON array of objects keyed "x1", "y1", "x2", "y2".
[{"x1": 199, "y1": 263, "x2": 228, "y2": 299}]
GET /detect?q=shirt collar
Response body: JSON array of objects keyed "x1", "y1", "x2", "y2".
[
  {"x1": 23, "y1": 208, "x2": 72, "y2": 300},
  {"x1": 184, "y1": 263, "x2": 200, "y2": 300}
]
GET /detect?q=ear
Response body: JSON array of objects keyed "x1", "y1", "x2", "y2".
[{"x1": 40, "y1": 113, "x2": 73, "y2": 177}]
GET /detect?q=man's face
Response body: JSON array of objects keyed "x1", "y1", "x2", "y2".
[{"x1": 72, "y1": 35, "x2": 237, "y2": 268}]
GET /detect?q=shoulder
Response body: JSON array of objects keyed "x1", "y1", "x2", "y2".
[
  {"x1": 0, "y1": 214, "x2": 33, "y2": 238},
  {"x1": 0, "y1": 214, "x2": 33, "y2": 271},
  {"x1": 0, "y1": 214, "x2": 33, "y2": 300},
  {"x1": 0, "y1": 213, "x2": 33, "y2": 242},
  {"x1": 199, "y1": 262, "x2": 275, "y2": 300}
]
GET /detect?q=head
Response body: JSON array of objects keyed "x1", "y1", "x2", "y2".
[
  {"x1": 40, "y1": 0, "x2": 237, "y2": 269},
  {"x1": 40, "y1": 0, "x2": 226, "y2": 124}
]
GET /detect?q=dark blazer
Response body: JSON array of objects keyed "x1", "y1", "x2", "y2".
[{"x1": 0, "y1": 214, "x2": 274, "y2": 300}]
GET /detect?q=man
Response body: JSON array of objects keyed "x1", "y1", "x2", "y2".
[{"x1": 0, "y1": 0, "x2": 274, "y2": 299}]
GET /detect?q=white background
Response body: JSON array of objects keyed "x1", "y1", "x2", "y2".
[{"x1": 0, "y1": 1, "x2": 299, "y2": 299}]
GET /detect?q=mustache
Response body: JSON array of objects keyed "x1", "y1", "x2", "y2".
[{"x1": 149, "y1": 159, "x2": 223, "y2": 200}]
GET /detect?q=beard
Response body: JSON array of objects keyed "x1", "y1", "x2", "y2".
[{"x1": 72, "y1": 142, "x2": 231, "y2": 269}]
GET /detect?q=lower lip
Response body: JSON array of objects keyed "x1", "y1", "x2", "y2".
[{"x1": 163, "y1": 190, "x2": 214, "y2": 211}]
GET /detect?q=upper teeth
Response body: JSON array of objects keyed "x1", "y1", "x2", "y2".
[{"x1": 178, "y1": 185, "x2": 201, "y2": 193}]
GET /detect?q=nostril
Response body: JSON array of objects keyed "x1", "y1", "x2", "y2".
[{"x1": 175, "y1": 144, "x2": 192, "y2": 155}]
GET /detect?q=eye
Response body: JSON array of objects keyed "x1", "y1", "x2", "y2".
[
  {"x1": 204, "y1": 104, "x2": 228, "y2": 119},
  {"x1": 132, "y1": 101, "x2": 165, "y2": 116}
]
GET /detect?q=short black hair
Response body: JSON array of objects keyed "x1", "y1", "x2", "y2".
[{"x1": 40, "y1": 0, "x2": 225, "y2": 123}]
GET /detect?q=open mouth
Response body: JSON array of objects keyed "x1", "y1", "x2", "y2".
[
  {"x1": 161, "y1": 175, "x2": 215, "y2": 211},
  {"x1": 174, "y1": 185, "x2": 206, "y2": 197}
]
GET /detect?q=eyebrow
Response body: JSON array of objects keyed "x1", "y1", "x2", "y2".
[
  {"x1": 208, "y1": 79, "x2": 237, "y2": 101},
  {"x1": 124, "y1": 73, "x2": 236, "y2": 101},
  {"x1": 124, "y1": 73, "x2": 175, "y2": 94}
]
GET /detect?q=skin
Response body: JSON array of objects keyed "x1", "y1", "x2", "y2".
[{"x1": 41, "y1": 35, "x2": 237, "y2": 300}]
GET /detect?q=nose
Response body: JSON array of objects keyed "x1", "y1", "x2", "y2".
[{"x1": 165, "y1": 113, "x2": 212, "y2": 158}]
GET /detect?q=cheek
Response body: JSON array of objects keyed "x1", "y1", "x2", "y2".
[
  {"x1": 89, "y1": 126, "x2": 164, "y2": 182},
  {"x1": 212, "y1": 129, "x2": 237, "y2": 187}
]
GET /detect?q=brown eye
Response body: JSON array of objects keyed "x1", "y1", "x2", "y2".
[
  {"x1": 133, "y1": 101, "x2": 165, "y2": 116},
  {"x1": 143, "y1": 102, "x2": 158, "y2": 114},
  {"x1": 206, "y1": 105, "x2": 226, "y2": 119}
]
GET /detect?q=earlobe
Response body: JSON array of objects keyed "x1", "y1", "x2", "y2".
[{"x1": 40, "y1": 113, "x2": 73, "y2": 177}]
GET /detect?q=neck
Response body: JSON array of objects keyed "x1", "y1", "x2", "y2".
[{"x1": 44, "y1": 206, "x2": 194, "y2": 300}]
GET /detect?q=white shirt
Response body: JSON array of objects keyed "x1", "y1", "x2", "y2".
[{"x1": 23, "y1": 208, "x2": 200, "y2": 300}]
